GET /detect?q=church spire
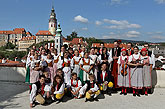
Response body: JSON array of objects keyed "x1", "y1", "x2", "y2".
[{"x1": 49, "y1": 5, "x2": 57, "y2": 35}]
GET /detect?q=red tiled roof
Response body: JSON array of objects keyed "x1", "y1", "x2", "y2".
[
  {"x1": 13, "y1": 28, "x2": 25, "y2": 32},
  {"x1": 0, "y1": 28, "x2": 26, "y2": 35},
  {"x1": 0, "y1": 59, "x2": 25, "y2": 67},
  {"x1": 92, "y1": 43, "x2": 101, "y2": 47},
  {"x1": 63, "y1": 38, "x2": 83, "y2": 45},
  {"x1": 36, "y1": 30, "x2": 53, "y2": 36},
  {"x1": 19, "y1": 36, "x2": 36, "y2": 41},
  {"x1": 92, "y1": 43, "x2": 127, "y2": 49},
  {"x1": 26, "y1": 31, "x2": 32, "y2": 35},
  {"x1": 0, "y1": 31, "x2": 13, "y2": 34}
]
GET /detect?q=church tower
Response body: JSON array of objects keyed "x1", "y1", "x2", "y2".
[
  {"x1": 49, "y1": 6, "x2": 57, "y2": 35},
  {"x1": 55, "y1": 22, "x2": 63, "y2": 53}
]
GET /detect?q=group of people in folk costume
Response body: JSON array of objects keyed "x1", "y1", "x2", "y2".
[{"x1": 25, "y1": 41, "x2": 155, "y2": 108}]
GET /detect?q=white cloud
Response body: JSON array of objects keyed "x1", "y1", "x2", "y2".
[
  {"x1": 151, "y1": 35, "x2": 165, "y2": 40},
  {"x1": 147, "y1": 31, "x2": 163, "y2": 35},
  {"x1": 126, "y1": 31, "x2": 140, "y2": 38},
  {"x1": 95, "y1": 21, "x2": 103, "y2": 25},
  {"x1": 81, "y1": 27, "x2": 88, "y2": 31},
  {"x1": 105, "y1": 0, "x2": 129, "y2": 6},
  {"x1": 74, "y1": 15, "x2": 88, "y2": 23},
  {"x1": 103, "y1": 19, "x2": 141, "y2": 29},
  {"x1": 103, "y1": 19, "x2": 128, "y2": 25},
  {"x1": 102, "y1": 30, "x2": 140, "y2": 39},
  {"x1": 155, "y1": 0, "x2": 165, "y2": 4}
]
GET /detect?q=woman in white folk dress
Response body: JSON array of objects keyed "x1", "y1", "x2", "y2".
[
  {"x1": 71, "y1": 49, "x2": 81, "y2": 78},
  {"x1": 80, "y1": 52, "x2": 94, "y2": 84}
]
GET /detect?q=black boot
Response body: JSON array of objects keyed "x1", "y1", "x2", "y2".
[
  {"x1": 94, "y1": 97, "x2": 99, "y2": 101},
  {"x1": 107, "y1": 88, "x2": 112, "y2": 96}
]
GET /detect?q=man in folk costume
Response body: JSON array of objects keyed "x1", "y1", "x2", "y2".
[
  {"x1": 59, "y1": 46, "x2": 66, "y2": 60},
  {"x1": 68, "y1": 47, "x2": 74, "y2": 59},
  {"x1": 89, "y1": 47, "x2": 99, "y2": 81},
  {"x1": 44, "y1": 53, "x2": 54, "y2": 83},
  {"x1": 71, "y1": 49, "x2": 81, "y2": 78},
  {"x1": 128, "y1": 46, "x2": 143, "y2": 97},
  {"x1": 59, "y1": 52, "x2": 71, "y2": 84},
  {"x1": 141, "y1": 48, "x2": 153, "y2": 96},
  {"x1": 144, "y1": 43, "x2": 155, "y2": 69},
  {"x1": 30, "y1": 53, "x2": 43, "y2": 85},
  {"x1": 117, "y1": 48, "x2": 130, "y2": 95},
  {"x1": 79, "y1": 52, "x2": 94, "y2": 84},
  {"x1": 67, "y1": 73, "x2": 82, "y2": 98},
  {"x1": 97, "y1": 63, "x2": 113, "y2": 96},
  {"x1": 99, "y1": 43, "x2": 104, "y2": 55},
  {"x1": 30, "y1": 75, "x2": 46, "y2": 108},
  {"x1": 126, "y1": 42, "x2": 134, "y2": 56},
  {"x1": 79, "y1": 74, "x2": 100, "y2": 102},
  {"x1": 110, "y1": 40, "x2": 121, "y2": 88}
]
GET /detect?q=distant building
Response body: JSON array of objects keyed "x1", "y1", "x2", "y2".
[
  {"x1": 35, "y1": 30, "x2": 54, "y2": 44},
  {"x1": 18, "y1": 36, "x2": 36, "y2": 51},
  {"x1": 63, "y1": 37, "x2": 85, "y2": 48},
  {"x1": 92, "y1": 43, "x2": 127, "y2": 50},
  {"x1": 0, "y1": 28, "x2": 28, "y2": 47},
  {"x1": 49, "y1": 6, "x2": 57, "y2": 35}
]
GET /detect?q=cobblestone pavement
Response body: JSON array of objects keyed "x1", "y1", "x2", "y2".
[{"x1": 0, "y1": 82, "x2": 165, "y2": 109}]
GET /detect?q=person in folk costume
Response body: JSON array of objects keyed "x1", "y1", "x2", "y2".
[
  {"x1": 80, "y1": 46, "x2": 86, "y2": 57},
  {"x1": 67, "y1": 73, "x2": 82, "y2": 98},
  {"x1": 99, "y1": 43, "x2": 104, "y2": 55},
  {"x1": 126, "y1": 42, "x2": 134, "y2": 56},
  {"x1": 98, "y1": 47, "x2": 113, "y2": 65},
  {"x1": 79, "y1": 74, "x2": 100, "y2": 102},
  {"x1": 97, "y1": 62, "x2": 113, "y2": 96},
  {"x1": 69, "y1": 43, "x2": 75, "y2": 51},
  {"x1": 30, "y1": 75, "x2": 46, "y2": 108},
  {"x1": 52, "y1": 48, "x2": 61, "y2": 76},
  {"x1": 68, "y1": 47, "x2": 74, "y2": 59},
  {"x1": 25, "y1": 49, "x2": 35, "y2": 91},
  {"x1": 127, "y1": 46, "x2": 143, "y2": 97},
  {"x1": 56, "y1": 68, "x2": 64, "y2": 82},
  {"x1": 51, "y1": 75, "x2": 65, "y2": 103},
  {"x1": 79, "y1": 52, "x2": 94, "y2": 84},
  {"x1": 38, "y1": 45, "x2": 44, "y2": 56},
  {"x1": 71, "y1": 49, "x2": 81, "y2": 78},
  {"x1": 44, "y1": 53, "x2": 54, "y2": 83},
  {"x1": 117, "y1": 48, "x2": 130, "y2": 95},
  {"x1": 110, "y1": 40, "x2": 121, "y2": 89},
  {"x1": 59, "y1": 46, "x2": 66, "y2": 59},
  {"x1": 59, "y1": 52, "x2": 71, "y2": 84},
  {"x1": 89, "y1": 47, "x2": 99, "y2": 81},
  {"x1": 27, "y1": 46, "x2": 37, "y2": 57},
  {"x1": 40, "y1": 49, "x2": 47, "y2": 61},
  {"x1": 44, "y1": 43, "x2": 51, "y2": 55},
  {"x1": 30, "y1": 53, "x2": 43, "y2": 85},
  {"x1": 144, "y1": 43, "x2": 155, "y2": 69},
  {"x1": 42, "y1": 72, "x2": 52, "y2": 101},
  {"x1": 141, "y1": 48, "x2": 153, "y2": 96},
  {"x1": 94, "y1": 47, "x2": 100, "y2": 56},
  {"x1": 77, "y1": 43, "x2": 82, "y2": 53}
]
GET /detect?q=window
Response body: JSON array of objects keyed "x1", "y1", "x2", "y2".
[{"x1": 56, "y1": 39, "x2": 58, "y2": 43}]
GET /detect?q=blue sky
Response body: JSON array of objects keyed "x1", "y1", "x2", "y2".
[{"x1": 0, "y1": 0, "x2": 165, "y2": 42}]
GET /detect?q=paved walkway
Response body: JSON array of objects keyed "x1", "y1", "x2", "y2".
[{"x1": 0, "y1": 82, "x2": 165, "y2": 109}]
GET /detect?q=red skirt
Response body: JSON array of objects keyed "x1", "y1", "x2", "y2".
[{"x1": 111, "y1": 59, "x2": 118, "y2": 88}]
